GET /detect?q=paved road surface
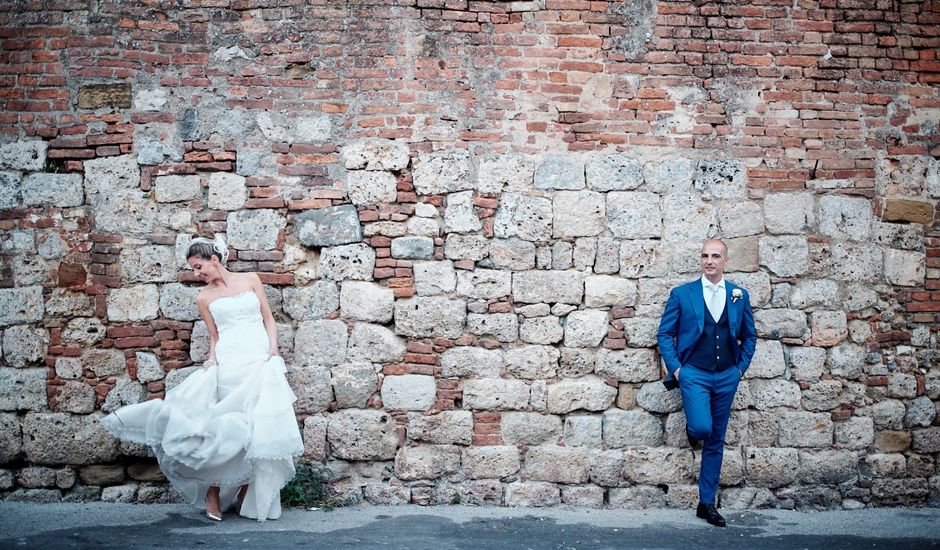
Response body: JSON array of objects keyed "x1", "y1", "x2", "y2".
[{"x1": 1, "y1": 502, "x2": 938, "y2": 549}]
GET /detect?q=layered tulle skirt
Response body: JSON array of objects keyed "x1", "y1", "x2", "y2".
[{"x1": 101, "y1": 353, "x2": 303, "y2": 521}]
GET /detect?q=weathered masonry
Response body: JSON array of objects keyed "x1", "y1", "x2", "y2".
[{"x1": 0, "y1": 0, "x2": 937, "y2": 509}]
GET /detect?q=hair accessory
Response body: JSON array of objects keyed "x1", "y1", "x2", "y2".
[{"x1": 191, "y1": 235, "x2": 229, "y2": 265}]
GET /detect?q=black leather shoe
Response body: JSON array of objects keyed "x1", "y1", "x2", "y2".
[
  {"x1": 696, "y1": 503, "x2": 726, "y2": 527},
  {"x1": 686, "y1": 430, "x2": 701, "y2": 449}
]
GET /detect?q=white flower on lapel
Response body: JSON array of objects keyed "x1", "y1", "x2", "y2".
[{"x1": 731, "y1": 288, "x2": 743, "y2": 303}]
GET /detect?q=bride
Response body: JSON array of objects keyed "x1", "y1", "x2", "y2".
[{"x1": 102, "y1": 235, "x2": 304, "y2": 522}]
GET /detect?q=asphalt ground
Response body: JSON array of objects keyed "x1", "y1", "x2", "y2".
[{"x1": 1, "y1": 502, "x2": 938, "y2": 549}]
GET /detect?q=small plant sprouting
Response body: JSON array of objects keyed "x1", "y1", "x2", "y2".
[{"x1": 280, "y1": 462, "x2": 352, "y2": 511}]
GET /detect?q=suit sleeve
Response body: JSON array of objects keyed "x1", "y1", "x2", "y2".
[
  {"x1": 656, "y1": 288, "x2": 683, "y2": 376},
  {"x1": 735, "y1": 292, "x2": 758, "y2": 375}
]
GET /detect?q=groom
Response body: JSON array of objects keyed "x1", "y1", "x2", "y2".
[{"x1": 656, "y1": 239, "x2": 757, "y2": 527}]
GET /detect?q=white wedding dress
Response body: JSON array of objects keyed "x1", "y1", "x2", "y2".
[{"x1": 102, "y1": 291, "x2": 304, "y2": 521}]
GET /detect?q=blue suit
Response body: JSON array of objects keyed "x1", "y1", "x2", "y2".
[{"x1": 656, "y1": 278, "x2": 757, "y2": 505}]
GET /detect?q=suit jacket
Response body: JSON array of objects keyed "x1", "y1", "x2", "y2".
[{"x1": 656, "y1": 278, "x2": 757, "y2": 390}]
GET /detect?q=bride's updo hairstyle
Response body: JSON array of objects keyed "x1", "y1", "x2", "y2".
[{"x1": 187, "y1": 235, "x2": 229, "y2": 265}]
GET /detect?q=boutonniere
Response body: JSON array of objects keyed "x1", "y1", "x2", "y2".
[{"x1": 731, "y1": 288, "x2": 743, "y2": 303}]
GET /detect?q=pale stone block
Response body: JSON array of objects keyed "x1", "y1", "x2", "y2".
[
  {"x1": 718, "y1": 201, "x2": 764, "y2": 238},
  {"x1": 294, "y1": 320, "x2": 348, "y2": 366},
  {"x1": 413, "y1": 260, "x2": 456, "y2": 295},
  {"x1": 789, "y1": 279, "x2": 839, "y2": 310},
  {"x1": 487, "y1": 238, "x2": 536, "y2": 270},
  {"x1": 798, "y1": 450, "x2": 858, "y2": 484},
  {"x1": 501, "y1": 412, "x2": 562, "y2": 445},
  {"x1": 343, "y1": 138, "x2": 409, "y2": 171},
  {"x1": 622, "y1": 447, "x2": 693, "y2": 484},
  {"x1": 395, "y1": 297, "x2": 466, "y2": 338},
  {"x1": 830, "y1": 242, "x2": 882, "y2": 283},
  {"x1": 440, "y1": 346, "x2": 502, "y2": 378},
  {"x1": 884, "y1": 248, "x2": 925, "y2": 287},
  {"x1": 395, "y1": 444, "x2": 462, "y2": 480},
  {"x1": 347, "y1": 170, "x2": 397, "y2": 206},
  {"x1": 584, "y1": 275, "x2": 637, "y2": 307},
  {"x1": 835, "y1": 416, "x2": 875, "y2": 450},
  {"x1": 754, "y1": 309, "x2": 807, "y2": 339},
  {"x1": 546, "y1": 375, "x2": 616, "y2": 414},
  {"x1": 412, "y1": 151, "x2": 472, "y2": 195},
  {"x1": 226, "y1": 209, "x2": 286, "y2": 250},
  {"x1": 107, "y1": 285, "x2": 159, "y2": 322},
  {"x1": 619, "y1": 240, "x2": 669, "y2": 278},
  {"x1": 477, "y1": 153, "x2": 535, "y2": 194},
  {"x1": 408, "y1": 410, "x2": 472, "y2": 445},
  {"x1": 302, "y1": 416, "x2": 328, "y2": 461},
  {"x1": 759, "y1": 236, "x2": 808, "y2": 277},
  {"x1": 2, "y1": 325, "x2": 49, "y2": 368},
  {"x1": 22, "y1": 173, "x2": 84, "y2": 207},
  {"x1": 778, "y1": 411, "x2": 833, "y2": 447},
  {"x1": 330, "y1": 362, "x2": 377, "y2": 408},
  {"x1": 828, "y1": 342, "x2": 865, "y2": 379},
  {"x1": 749, "y1": 379, "x2": 802, "y2": 410},
  {"x1": 381, "y1": 374, "x2": 436, "y2": 411},
  {"x1": 558, "y1": 348, "x2": 596, "y2": 378},
  {"x1": 554, "y1": 190, "x2": 606, "y2": 237},
  {"x1": 467, "y1": 313, "x2": 519, "y2": 342},
  {"x1": 519, "y1": 316, "x2": 564, "y2": 345},
  {"x1": 694, "y1": 159, "x2": 747, "y2": 200},
  {"x1": 505, "y1": 481, "x2": 561, "y2": 507},
  {"x1": 153, "y1": 175, "x2": 200, "y2": 203},
  {"x1": 635, "y1": 382, "x2": 682, "y2": 413},
  {"x1": 463, "y1": 378, "x2": 529, "y2": 411},
  {"x1": 644, "y1": 158, "x2": 694, "y2": 194},
  {"x1": 158, "y1": 283, "x2": 200, "y2": 321},
  {"x1": 0, "y1": 140, "x2": 47, "y2": 171},
  {"x1": 745, "y1": 339, "x2": 786, "y2": 379},
  {"x1": 504, "y1": 345, "x2": 558, "y2": 380},
  {"x1": 603, "y1": 410, "x2": 664, "y2": 447},
  {"x1": 327, "y1": 409, "x2": 399, "y2": 460},
  {"x1": 493, "y1": 193, "x2": 552, "y2": 241},
  {"x1": 512, "y1": 270, "x2": 585, "y2": 304},
  {"x1": 288, "y1": 365, "x2": 333, "y2": 414},
  {"x1": 662, "y1": 195, "x2": 715, "y2": 242},
  {"x1": 23, "y1": 413, "x2": 118, "y2": 465},
  {"x1": 586, "y1": 153, "x2": 643, "y2": 191},
  {"x1": 0, "y1": 368, "x2": 47, "y2": 411},
  {"x1": 443, "y1": 233, "x2": 489, "y2": 261},
  {"x1": 347, "y1": 322, "x2": 406, "y2": 363},
  {"x1": 339, "y1": 281, "x2": 392, "y2": 323},
  {"x1": 607, "y1": 191, "x2": 663, "y2": 239},
  {"x1": 462, "y1": 445, "x2": 520, "y2": 479},
  {"x1": 763, "y1": 192, "x2": 814, "y2": 234},
  {"x1": 523, "y1": 445, "x2": 589, "y2": 483},
  {"x1": 563, "y1": 415, "x2": 602, "y2": 447},
  {"x1": 120, "y1": 245, "x2": 176, "y2": 283},
  {"x1": 295, "y1": 204, "x2": 363, "y2": 247},
  {"x1": 535, "y1": 155, "x2": 584, "y2": 190},
  {"x1": 745, "y1": 447, "x2": 798, "y2": 488},
  {"x1": 207, "y1": 172, "x2": 247, "y2": 210},
  {"x1": 456, "y1": 268, "x2": 512, "y2": 299},
  {"x1": 320, "y1": 243, "x2": 376, "y2": 281},
  {"x1": 818, "y1": 194, "x2": 872, "y2": 241},
  {"x1": 563, "y1": 309, "x2": 609, "y2": 348},
  {"x1": 595, "y1": 348, "x2": 658, "y2": 382},
  {"x1": 444, "y1": 190, "x2": 482, "y2": 233}
]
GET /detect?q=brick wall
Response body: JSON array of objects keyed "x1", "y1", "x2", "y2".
[{"x1": 0, "y1": 0, "x2": 938, "y2": 508}]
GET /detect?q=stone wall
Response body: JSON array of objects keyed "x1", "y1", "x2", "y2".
[{"x1": 0, "y1": 0, "x2": 938, "y2": 509}]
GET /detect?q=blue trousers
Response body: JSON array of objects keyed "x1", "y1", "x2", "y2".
[{"x1": 678, "y1": 364, "x2": 740, "y2": 505}]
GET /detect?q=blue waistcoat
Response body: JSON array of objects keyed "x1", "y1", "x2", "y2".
[{"x1": 685, "y1": 296, "x2": 735, "y2": 372}]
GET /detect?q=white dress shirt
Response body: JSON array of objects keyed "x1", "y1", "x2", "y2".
[{"x1": 701, "y1": 275, "x2": 726, "y2": 323}]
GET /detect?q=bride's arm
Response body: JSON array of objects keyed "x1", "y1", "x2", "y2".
[
  {"x1": 196, "y1": 294, "x2": 220, "y2": 367},
  {"x1": 251, "y1": 273, "x2": 280, "y2": 357}
]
